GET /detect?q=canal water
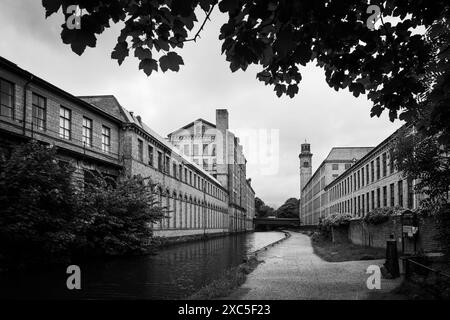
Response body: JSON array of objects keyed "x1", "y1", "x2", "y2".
[{"x1": 0, "y1": 231, "x2": 284, "y2": 299}]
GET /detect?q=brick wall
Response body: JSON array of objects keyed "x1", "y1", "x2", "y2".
[{"x1": 348, "y1": 215, "x2": 441, "y2": 253}]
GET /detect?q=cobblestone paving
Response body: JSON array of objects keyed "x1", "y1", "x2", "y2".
[{"x1": 227, "y1": 232, "x2": 404, "y2": 300}]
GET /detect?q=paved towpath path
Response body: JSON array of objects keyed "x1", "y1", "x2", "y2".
[{"x1": 227, "y1": 232, "x2": 404, "y2": 300}]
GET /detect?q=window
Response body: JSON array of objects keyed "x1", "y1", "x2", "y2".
[
  {"x1": 398, "y1": 180, "x2": 404, "y2": 207},
  {"x1": 32, "y1": 93, "x2": 46, "y2": 130},
  {"x1": 137, "y1": 139, "x2": 143, "y2": 161},
  {"x1": 179, "y1": 165, "x2": 183, "y2": 181},
  {"x1": 345, "y1": 163, "x2": 351, "y2": 170},
  {"x1": 376, "y1": 157, "x2": 380, "y2": 180},
  {"x1": 0, "y1": 78, "x2": 14, "y2": 118},
  {"x1": 101, "y1": 126, "x2": 111, "y2": 153},
  {"x1": 332, "y1": 164, "x2": 339, "y2": 170},
  {"x1": 370, "y1": 161, "x2": 374, "y2": 182},
  {"x1": 390, "y1": 183, "x2": 395, "y2": 207},
  {"x1": 155, "y1": 152, "x2": 162, "y2": 171},
  {"x1": 357, "y1": 171, "x2": 360, "y2": 189},
  {"x1": 165, "y1": 156, "x2": 170, "y2": 173},
  {"x1": 366, "y1": 164, "x2": 369, "y2": 184},
  {"x1": 82, "y1": 117, "x2": 93, "y2": 147},
  {"x1": 203, "y1": 144, "x2": 209, "y2": 155},
  {"x1": 183, "y1": 144, "x2": 190, "y2": 156},
  {"x1": 193, "y1": 144, "x2": 199, "y2": 156},
  {"x1": 362, "y1": 194, "x2": 365, "y2": 214},
  {"x1": 203, "y1": 159, "x2": 209, "y2": 169},
  {"x1": 189, "y1": 171, "x2": 192, "y2": 185},
  {"x1": 211, "y1": 144, "x2": 216, "y2": 156},
  {"x1": 148, "y1": 145, "x2": 154, "y2": 166},
  {"x1": 389, "y1": 149, "x2": 394, "y2": 174},
  {"x1": 361, "y1": 167, "x2": 365, "y2": 186},
  {"x1": 303, "y1": 161, "x2": 309, "y2": 167},
  {"x1": 371, "y1": 190, "x2": 375, "y2": 210},
  {"x1": 366, "y1": 192, "x2": 370, "y2": 213},
  {"x1": 376, "y1": 188, "x2": 380, "y2": 208},
  {"x1": 59, "y1": 106, "x2": 71, "y2": 140},
  {"x1": 184, "y1": 168, "x2": 188, "y2": 181},
  {"x1": 382, "y1": 153, "x2": 387, "y2": 177},
  {"x1": 407, "y1": 178, "x2": 414, "y2": 208},
  {"x1": 173, "y1": 163, "x2": 177, "y2": 178},
  {"x1": 383, "y1": 186, "x2": 387, "y2": 207}
]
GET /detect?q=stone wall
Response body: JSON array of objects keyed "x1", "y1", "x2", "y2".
[
  {"x1": 331, "y1": 226, "x2": 349, "y2": 243},
  {"x1": 348, "y1": 215, "x2": 441, "y2": 253}
]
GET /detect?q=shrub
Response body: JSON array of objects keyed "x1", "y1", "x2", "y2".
[
  {"x1": 363, "y1": 207, "x2": 407, "y2": 225},
  {"x1": 322, "y1": 213, "x2": 353, "y2": 229},
  {"x1": 73, "y1": 172, "x2": 166, "y2": 256},
  {"x1": 0, "y1": 141, "x2": 166, "y2": 269},
  {"x1": 0, "y1": 141, "x2": 78, "y2": 266}
]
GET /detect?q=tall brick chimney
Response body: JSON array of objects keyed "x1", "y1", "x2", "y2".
[{"x1": 216, "y1": 109, "x2": 229, "y2": 131}]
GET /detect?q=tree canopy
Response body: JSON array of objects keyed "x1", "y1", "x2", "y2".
[
  {"x1": 255, "y1": 197, "x2": 275, "y2": 217},
  {"x1": 41, "y1": 0, "x2": 450, "y2": 144},
  {"x1": 275, "y1": 198, "x2": 299, "y2": 218}
]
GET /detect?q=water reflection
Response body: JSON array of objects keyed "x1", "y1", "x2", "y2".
[{"x1": 0, "y1": 231, "x2": 284, "y2": 300}]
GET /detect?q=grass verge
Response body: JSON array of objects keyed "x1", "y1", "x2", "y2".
[
  {"x1": 310, "y1": 233, "x2": 385, "y2": 262},
  {"x1": 187, "y1": 256, "x2": 262, "y2": 300}
]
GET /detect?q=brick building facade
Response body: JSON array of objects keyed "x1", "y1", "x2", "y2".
[
  {"x1": 299, "y1": 144, "x2": 373, "y2": 225},
  {"x1": 167, "y1": 109, "x2": 256, "y2": 232},
  {"x1": 0, "y1": 56, "x2": 254, "y2": 240},
  {"x1": 299, "y1": 125, "x2": 421, "y2": 226},
  {"x1": 324, "y1": 126, "x2": 420, "y2": 217}
]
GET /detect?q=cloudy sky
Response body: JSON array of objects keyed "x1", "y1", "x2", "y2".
[{"x1": 0, "y1": 0, "x2": 403, "y2": 208}]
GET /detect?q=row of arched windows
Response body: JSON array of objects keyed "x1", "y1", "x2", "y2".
[{"x1": 152, "y1": 187, "x2": 228, "y2": 231}]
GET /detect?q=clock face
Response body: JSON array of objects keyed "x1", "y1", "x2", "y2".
[{"x1": 303, "y1": 161, "x2": 309, "y2": 168}]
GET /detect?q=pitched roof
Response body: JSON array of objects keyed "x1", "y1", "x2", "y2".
[
  {"x1": 302, "y1": 147, "x2": 374, "y2": 192},
  {"x1": 325, "y1": 147, "x2": 375, "y2": 162},
  {"x1": 78, "y1": 95, "x2": 127, "y2": 122},
  {"x1": 78, "y1": 95, "x2": 224, "y2": 188},
  {"x1": 167, "y1": 118, "x2": 216, "y2": 137}
]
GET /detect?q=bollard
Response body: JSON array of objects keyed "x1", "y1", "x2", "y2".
[{"x1": 384, "y1": 234, "x2": 400, "y2": 278}]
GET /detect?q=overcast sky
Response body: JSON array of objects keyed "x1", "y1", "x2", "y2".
[{"x1": 0, "y1": 0, "x2": 403, "y2": 208}]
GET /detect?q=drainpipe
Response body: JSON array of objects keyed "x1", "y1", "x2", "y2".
[{"x1": 22, "y1": 75, "x2": 34, "y2": 137}]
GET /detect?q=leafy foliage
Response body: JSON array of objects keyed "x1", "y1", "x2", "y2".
[
  {"x1": 275, "y1": 197, "x2": 299, "y2": 218},
  {"x1": 41, "y1": 1, "x2": 450, "y2": 145},
  {"x1": 0, "y1": 141, "x2": 165, "y2": 269},
  {"x1": 254, "y1": 197, "x2": 275, "y2": 217},
  {"x1": 0, "y1": 141, "x2": 78, "y2": 266},
  {"x1": 321, "y1": 213, "x2": 353, "y2": 229},
  {"x1": 73, "y1": 172, "x2": 166, "y2": 256},
  {"x1": 392, "y1": 126, "x2": 450, "y2": 211}
]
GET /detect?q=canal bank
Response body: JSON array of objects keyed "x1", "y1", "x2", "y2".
[
  {"x1": 0, "y1": 231, "x2": 286, "y2": 300},
  {"x1": 226, "y1": 231, "x2": 404, "y2": 300},
  {"x1": 188, "y1": 231, "x2": 291, "y2": 299}
]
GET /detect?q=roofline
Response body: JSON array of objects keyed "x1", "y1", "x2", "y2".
[
  {"x1": 324, "y1": 124, "x2": 409, "y2": 191},
  {"x1": 0, "y1": 56, "x2": 123, "y2": 124},
  {"x1": 301, "y1": 146, "x2": 374, "y2": 192},
  {"x1": 167, "y1": 118, "x2": 217, "y2": 138}
]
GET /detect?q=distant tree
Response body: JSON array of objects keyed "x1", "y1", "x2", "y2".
[
  {"x1": 254, "y1": 197, "x2": 275, "y2": 217},
  {"x1": 275, "y1": 198, "x2": 299, "y2": 218},
  {"x1": 41, "y1": 1, "x2": 450, "y2": 144}
]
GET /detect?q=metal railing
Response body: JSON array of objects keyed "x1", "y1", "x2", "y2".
[{"x1": 403, "y1": 257, "x2": 450, "y2": 299}]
